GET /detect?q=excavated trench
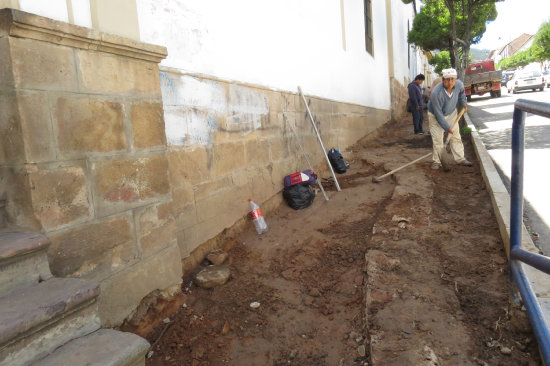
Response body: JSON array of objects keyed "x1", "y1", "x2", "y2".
[{"x1": 122, "y1": 118, "x2": 540, "y2": 366}]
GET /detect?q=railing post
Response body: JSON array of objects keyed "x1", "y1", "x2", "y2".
[
  {"x1": 510, "y1": 107, "x2": 525, "y2": 253},
  {"x1": 509, "y1": 99, "x2": 550, "y2": 365}
]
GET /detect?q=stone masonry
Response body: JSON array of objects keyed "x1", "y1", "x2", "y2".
[
  {"x1": 0, "y1": 9, "x2": 182, "y2": 327},
  {"x1": 0, "y1": 9, "x2": 393, "y2": 327},
  {"x1": 160, "y1": 69, "x2": 391, "y2": 272}
]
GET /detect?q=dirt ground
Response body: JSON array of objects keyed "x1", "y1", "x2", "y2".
[{"x1": 122, "y1": 116, "x2": 541, "y2": 366}]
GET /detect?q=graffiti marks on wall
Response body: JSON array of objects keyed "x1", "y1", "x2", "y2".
[
  {"x1": 160, "y1": 71, "x2": 268, "y2": 146},
  {"x1": 227, "y1": 84, "x2": 269, "y2": 132}
]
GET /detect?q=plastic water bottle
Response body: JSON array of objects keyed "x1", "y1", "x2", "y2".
[{"x1": 248, "y1": 198, "x2": 268, "y2": 234}]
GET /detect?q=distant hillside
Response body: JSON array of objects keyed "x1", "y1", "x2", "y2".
[{"x1": 471, "y1": 48, "x2": 491, "y2": 62}]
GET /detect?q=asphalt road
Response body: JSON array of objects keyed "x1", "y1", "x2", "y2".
[{"x1": 467, "y1": 86, "x2": 550, "y2": 254}]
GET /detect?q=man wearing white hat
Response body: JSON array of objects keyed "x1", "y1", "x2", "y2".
[{"x1": 427, "y1": 68, "x2": 473, "y2": 170}]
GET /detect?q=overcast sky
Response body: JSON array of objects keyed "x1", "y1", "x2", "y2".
[{"x1": 474, "y1": 0, "x2": 550, "y2": 50}]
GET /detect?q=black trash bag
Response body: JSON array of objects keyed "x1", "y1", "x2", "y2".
[
  {"x1": 283, "y1": 184, "x2": 315, "y2": 210},
  {"x1": 327, "y1": 148, "x2": 349, "y2": 174}
]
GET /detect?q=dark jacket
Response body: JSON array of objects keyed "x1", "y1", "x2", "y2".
[{"x1": 408, "y1": 82, "x2": 423, "y2": 110}]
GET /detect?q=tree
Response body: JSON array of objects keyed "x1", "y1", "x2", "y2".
[
  {"x1": 531, "y1": 21, "x2": 550, "y2": 61},
  {"x1": 498, "y1": 21, "x2": 549, "y2": 69},
  {"x1": 452, "y1": 0, "x2": 499, "y2": 80},
  {"x1": 408, "y1": 1, "x2": 451, "y2": 51},
  {"x1": 408, "y1": 1, "x2": 459, "y2": 67},
  {"x1": 408, "y1": 0, "x2": 498, "y2": 79},
  {"x1": 429, "y1": 51, "x2": 451, "y2": 74}
]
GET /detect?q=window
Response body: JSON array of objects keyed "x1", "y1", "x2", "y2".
[{"x1": 364, "y1": 0, "x2": 373, "y2": 55}]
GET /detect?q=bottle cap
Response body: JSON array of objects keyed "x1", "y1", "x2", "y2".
[{"x1": 248, "y1": 198, "x2": 252, "y2": 201}]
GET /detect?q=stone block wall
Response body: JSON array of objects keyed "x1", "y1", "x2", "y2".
[
  {"x1": 160, "y1": 70, "x2": 390, "y2": 268},
  {"x1": 0, "y1": 9, "x2": 391, "y2": 327},
  {"x1": 390, "y1": 76, "x2": 409, "y2": 121},
  {"x1": 0, "y1": 9, "x2": 182, "y2": 327}
]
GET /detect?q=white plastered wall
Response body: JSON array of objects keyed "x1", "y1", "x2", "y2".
[
  {"x1": 12, "y1": 0, "x2": 92, "y2": 28},
  {"x1": 6, "y1": 0, "x2": 393, "y2": 109},
  {"x1": 17, "y1": 0, "x2": 69, "y2": 22},
  {"x1": 136, "y1": 0, "x2": 391, "y2": 110},
  {"x1": 387, "y1": 0, "x2": 435, "y2": 87},
  {"x1": 388, "y1": 0, "x2": 415, "y2": 84}
]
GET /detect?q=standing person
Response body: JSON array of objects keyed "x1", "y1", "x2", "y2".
[
  {"x1": 408, "y1": 74, "x2": 426, "y2": 134},
  {"x1": 427, "y1": 68, "x2": 472, "y2": 170}
]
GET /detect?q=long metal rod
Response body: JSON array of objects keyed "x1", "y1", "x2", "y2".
[
  {"x1": 283, "y1": 113, "x2": 329, "y2": 201},
  {"x1": 511, "y1": 261, "x2": 550, "y2": 364},
  {"x1": 511, "y1": 248, "x2": 550, "y2": 275},
  {"x1": 510, "y1": 106, "x2": 525, "y2": 255},
  {"x1": 298, "y1": 86, "x2": 341, "y2": 192},
  {"x1": 510, "y1": 103, "x2": 550, "y2": 274},
  {"x1": 510, "y1": 99, "x2": 550, "y2": 365}
]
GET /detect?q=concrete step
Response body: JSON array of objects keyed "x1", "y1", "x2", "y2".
[
  {"x1": 0, "y1": 232, "x2": 53, "y2": 294},
  {"x1": 30, "y1": 329, "x2": 150, "y2": 366},
  {"x1": 0, "y1": 278, "x2": 101, "y2": 366}
]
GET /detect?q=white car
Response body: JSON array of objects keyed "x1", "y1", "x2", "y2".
[
  {"x1": 507, "y1": 70, "x2": 545, "y2": 94},
  {"x1": 544, "y1": 70, "x2": 550, "y2": 88}
]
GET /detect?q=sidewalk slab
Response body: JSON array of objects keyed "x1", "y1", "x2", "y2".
[{"x1": 465, "y1": 112, "x2": 550, "y2": 325}]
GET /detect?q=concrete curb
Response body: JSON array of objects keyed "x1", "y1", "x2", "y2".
[{"x1": 465, "y1": 113, "x2": 550, "y2": 323}]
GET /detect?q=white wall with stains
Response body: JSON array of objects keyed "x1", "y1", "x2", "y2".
[
  {"x1": 10, "y1": 0, "x2": 416, "y2": 147},
  {"x1": 160, "y1": 72, "x2": 269, "y2": 146},
  {"x1": 390, "y1": 0, "x2": 415, "y2": 83},
  {"x1": 136, "y1": 0, "x2": 391, "y2": 111}
]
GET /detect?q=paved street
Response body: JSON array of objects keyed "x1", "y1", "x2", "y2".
[{"x1": 467, "y1": 86, "x2": 550, "y2": 254}]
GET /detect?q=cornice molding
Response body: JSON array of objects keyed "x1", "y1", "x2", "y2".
[{"x1": 0, "y1": 8, "x2": 167, "y2": 63}]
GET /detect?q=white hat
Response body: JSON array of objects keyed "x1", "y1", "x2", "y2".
[{"x1": 442, "y1": 68, "x2": 457, "y2": 79}]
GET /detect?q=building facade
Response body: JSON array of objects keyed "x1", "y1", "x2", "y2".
[{"x1": 0, "y1": 0, "x2": 430, "y2": 326}]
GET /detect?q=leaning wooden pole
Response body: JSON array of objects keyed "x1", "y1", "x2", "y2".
[
  {"x1": 297, "y1": 86, "x2": 341, "y2": 192},
  {"x1": 283, "y1": 113, "x2": 329, "y2": 201}
]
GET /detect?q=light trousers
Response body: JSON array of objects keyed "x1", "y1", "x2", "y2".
[{"x1": 428, "y1": 109, "x2": 465, "y2": 164}]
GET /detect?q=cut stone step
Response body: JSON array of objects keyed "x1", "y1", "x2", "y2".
[
  {"x1": 30, "y1": 329, "x2": 150, "y2": 366},
  {"x1": 0, "y1": 278, "x2": 101, "y2": 366},
  {"x1": 0, "y1": 232, "x2": 52, "y2": 294}
]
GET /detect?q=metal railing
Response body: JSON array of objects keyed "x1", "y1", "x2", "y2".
[{"x1": 510, "y1": 99, "x2": 550, "y2": 365}]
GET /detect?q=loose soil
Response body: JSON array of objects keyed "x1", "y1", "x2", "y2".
[{"x1": 122, "y1": 116, "x2": 541, "y2": 366}]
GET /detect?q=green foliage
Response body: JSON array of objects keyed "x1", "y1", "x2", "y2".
[
  {"x1": 408, "y1": 0, "x2": 497, "y2": 51},
  {"x1": 498, "y1": 21, "x2": 550, "y2": 69},
  {"x1": 408, "y1": 1, "x2": 450, "y2": 51},
  {"x1": 467, "y1": 2, "x2": 498, "y2": 45},
  {"x1": 429, "y1": 51, "x2": 451, "y2": 74},
  {"x1": 408, "y1": 0, "x2": 499, "y2": 74},
  {"x1": 498, "y1": 48, "x2": 536, "y2": 69},
  {"x1": 460, "y1": 126, "x2": 472, "y2": 135},
  {"x1": 532, "y1": 21, "x2": 550, "y2": 60}
]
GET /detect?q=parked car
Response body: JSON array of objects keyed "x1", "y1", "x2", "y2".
[
  {"x1": 506, "y1": 69, "x2": 545, "y2": 94},
  {"x1": 544, "y1": 70, "x2": 550, "y2": 88}
]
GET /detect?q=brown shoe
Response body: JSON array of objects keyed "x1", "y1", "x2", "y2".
[{"x1": 458, "y1": 159, "x2": 473, "y2": 166}]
